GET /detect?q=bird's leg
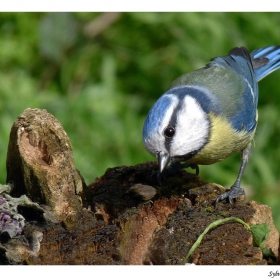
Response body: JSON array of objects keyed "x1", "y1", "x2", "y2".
[
  {"x1": 215, "y1": 146, "x2": 251, "y2": 205},
  {"x1": 179, "y1": 162, "x2": 200, "y2": 176}
]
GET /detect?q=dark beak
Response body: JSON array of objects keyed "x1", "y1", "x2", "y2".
[{"x1": 157, "y1": 151, "x2": 170, "y2": 173}]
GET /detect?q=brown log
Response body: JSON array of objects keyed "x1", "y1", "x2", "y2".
[{"x1": 0, "y1": 108, "x2": 279, "y2": 265}]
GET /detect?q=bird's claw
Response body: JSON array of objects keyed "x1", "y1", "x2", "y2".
[{"x1": 215, "y1": 185, "x2": 245, "y2": 206}]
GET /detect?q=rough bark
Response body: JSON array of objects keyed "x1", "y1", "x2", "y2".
[
  {"x1": 6, "y1": 108, "x2": 85, "y2": 228},
  {"x1": 0, "y1": 108, "x2": 279, "y2": 265}
]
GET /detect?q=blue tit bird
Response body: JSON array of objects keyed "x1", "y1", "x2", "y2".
[{"x1": 142, "y1": 46, "x2": 280, "y2": 204}]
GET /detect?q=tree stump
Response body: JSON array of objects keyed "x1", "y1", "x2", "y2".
[
  {"x1": 0, "y1": 108, "x2": 279, "y2": 265},
  {"x1": 6, "y1": 108, "x2": 85, "y2": 228}
]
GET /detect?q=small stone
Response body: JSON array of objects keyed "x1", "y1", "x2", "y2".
[{"x1": 127, "y1": 184, "x2": 157, "y2": 201}]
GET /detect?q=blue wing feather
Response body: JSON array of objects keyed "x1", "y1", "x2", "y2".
[{"x1": 251, "y1": 46, "x2": 280, "y2": 81}]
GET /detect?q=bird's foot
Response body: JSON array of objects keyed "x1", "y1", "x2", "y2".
[
  {"x1": 167, "y1": 162, "x2": 199, "y2": 176},
  {"x1": 151, "y1": 162, "x2": 199, "y2": 185},
  {"x1": 215, "y1": 185, "x2": 245, "y2": 206}
]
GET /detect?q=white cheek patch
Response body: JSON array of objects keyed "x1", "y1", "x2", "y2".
[{"x1": 171, "y1": 96, "x2": 210, "y2": 156}]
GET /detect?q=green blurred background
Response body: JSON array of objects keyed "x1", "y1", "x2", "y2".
[{"x1": 0, "y1": 12, "x2": 280, "y2": 229}]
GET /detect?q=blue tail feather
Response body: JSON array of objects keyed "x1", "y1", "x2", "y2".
[{"x1": 251, "y1": 46, "x2": 280, "y2": 81}]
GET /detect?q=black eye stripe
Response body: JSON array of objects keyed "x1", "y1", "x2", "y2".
[
  {"x1": 164, "y1": 126, "x2": 175, "y2": 138},
  {"x1": 164, "y1": 97, "x2": 181, "y2": 151}
]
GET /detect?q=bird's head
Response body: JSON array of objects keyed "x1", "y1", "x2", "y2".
[{"x1": 142, "y1": 86, "x2": 211, "y2": 172}]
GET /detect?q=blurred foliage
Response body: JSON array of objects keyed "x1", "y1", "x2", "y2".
[{"x1": 0, "y1": 12, "x2": 280, "y2": 229}]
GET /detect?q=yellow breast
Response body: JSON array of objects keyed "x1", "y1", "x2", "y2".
[{"x1": 187, "y1": 112, "x2": 256, "y2": 165}]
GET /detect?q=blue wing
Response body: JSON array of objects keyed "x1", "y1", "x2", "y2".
[{"x1": 203, "y1": 47, "x2": 258, "y2": 132}]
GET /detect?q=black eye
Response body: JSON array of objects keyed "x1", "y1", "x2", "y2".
[{"x1": 164, "y1": 126, "x2": 175, "y2": 138}]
